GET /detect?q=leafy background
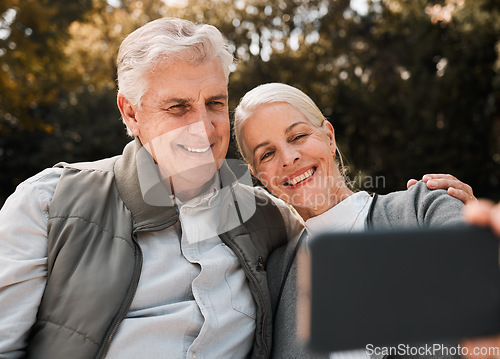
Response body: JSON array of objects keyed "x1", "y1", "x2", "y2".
[{"x1": 1, "y1": 0, "x2": 499, "y2": 206}]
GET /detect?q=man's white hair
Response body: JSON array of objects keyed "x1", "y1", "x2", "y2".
[{"x1": 116, "y1": 17, "x2": 234, "y2": 136}]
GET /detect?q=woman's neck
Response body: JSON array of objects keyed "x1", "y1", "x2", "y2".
[{"x1": 296, "y1": 182, "x2": 354, "y2": 221}]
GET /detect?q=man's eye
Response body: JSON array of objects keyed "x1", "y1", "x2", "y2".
[
  {"x1": 167, "y1": 104, "x2": 189, "y2": 114},
  {"x1": 208, "y1": 101, "x2": 225, "y2": 110}
]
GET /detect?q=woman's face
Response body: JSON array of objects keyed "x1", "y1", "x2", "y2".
[{"x1": 241, "y1": 102, "x2": 347, "y2": 219}]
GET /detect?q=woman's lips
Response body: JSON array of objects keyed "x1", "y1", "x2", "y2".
[{"x1": 283, "y1": 166, "x2": 317, "y2": 187}]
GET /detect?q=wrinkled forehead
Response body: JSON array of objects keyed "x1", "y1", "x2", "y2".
[
  {"x1": 143, "y1": 59, "x2": 229, "y2": 101},
  {"x1": 150, "y1": 48, "x2": 229, "y2": 81}
]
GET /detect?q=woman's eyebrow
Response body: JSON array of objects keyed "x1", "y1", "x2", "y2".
[
  {"x1": 253, "y1": 141, "x2": 270, "y2": 158},
  {"x1": 252, "y1": 122, "x2": 310, "y2": 157},
  {"x1": 285, "y1": 121, "x2": 309, "y2": 134}
]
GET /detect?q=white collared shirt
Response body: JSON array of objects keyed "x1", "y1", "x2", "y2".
[
  {"x1": 106, "y1": 183, "x2": 258, "y2": 359},
  {"x1": 303, "y1": 191, "x2": 373, "y2": 359},
  {"x1": 305, "y1": 191, "x2": 373, "y2": 238}
]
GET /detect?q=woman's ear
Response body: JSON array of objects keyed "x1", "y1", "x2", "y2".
[
  {"x1": 323, "y1": 120, "x2": 337, "y2": 154},
  {"x1": 117, "y1": 94, "x2": 140, "y2": 137},
  {"x1": 248, "y1": 164, "x2": 257, "y2": 178}
]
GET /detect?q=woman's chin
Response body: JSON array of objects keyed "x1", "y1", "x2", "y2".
[{"x1": 278, "y1": 187, "x2": 332, "y2": 212}]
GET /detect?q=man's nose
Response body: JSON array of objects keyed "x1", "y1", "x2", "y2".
[{"x1": 187, "y1": 109, "x2": 214, "y2": 137}]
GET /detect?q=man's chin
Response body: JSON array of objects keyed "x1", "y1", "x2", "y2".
[{"x1": 166, "y1": 162, "x2": 219, "y2": 201}]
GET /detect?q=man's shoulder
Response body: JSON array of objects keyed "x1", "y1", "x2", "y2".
[
  {"x1": 253, "y1": 186, "x2": 292, "y2": 215},
  {"x1": 4, "y1": 167, "x2": 64, "y2": 213},
  {"x1": 54, "y1": 155, "x2": 121, "y2": 174},
  {"x1": 253, "y1": 186, "x2": 288, "y2": 207},
  {"x1": 48, "y1": 155, "x2": 132, "y2": 226},
  {"x1": 23, "y1": 167, "x2": 64, "y2": 186},
  {"x1": 253, "y1": 186, "x2": 303, "y2": 239}
]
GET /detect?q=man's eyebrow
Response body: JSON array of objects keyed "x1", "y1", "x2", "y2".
[
  {"x1": 207, "y1": 94, "x2": 228, "y2": 102},
  {"x1": 161, "y1": 94, "x2": 228, "y2": 106},
  {"x1": 161, "y1": 98, "x2": 192, "y2": 106}
]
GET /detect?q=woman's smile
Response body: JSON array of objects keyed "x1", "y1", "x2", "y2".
[
  {"x1": 240, "y1": 101, "x2": 353, "y2": 219},
  {"x1": 283, "y1": 166, "x2": 317, "y2": 187}
]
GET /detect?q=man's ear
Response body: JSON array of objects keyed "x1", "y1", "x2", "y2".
[
  {"x1": 117, "y1": 94, "x2": 140, "y2": 137},
  {"x1": 323, "y1": 120, "x2": 337, "y2": 154}
]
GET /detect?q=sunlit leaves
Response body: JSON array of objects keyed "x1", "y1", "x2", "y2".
[{"x1": 0, "y1": 0, "x2": 498, "y2": 205}]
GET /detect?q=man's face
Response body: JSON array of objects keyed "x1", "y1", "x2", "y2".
[{"x1": 119, "y1": 59, "x2": 230, "y2": 198}]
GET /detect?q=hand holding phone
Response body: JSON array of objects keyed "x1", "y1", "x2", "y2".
[{"x1": 298, "y1": 225, "x2": 500, "y2": 354}]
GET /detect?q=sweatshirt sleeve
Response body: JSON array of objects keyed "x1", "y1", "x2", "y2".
[
  {"x1": 0, "y1": 168, "x2": 61, "y2": 358},
  {"x1": 368, "y1": 181, "x2": 464, "y2": 229}
]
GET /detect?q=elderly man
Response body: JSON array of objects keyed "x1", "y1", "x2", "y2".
[
  {"x1": 0, "y1": 17, "x2": 478, "y2": 359},
  {"x1": 0, "y1": 17, "x2": 300, "y2": 359}
]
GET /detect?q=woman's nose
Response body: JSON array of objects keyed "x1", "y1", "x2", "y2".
[{"x1": 281, "y1": 147, "x2": 301, "y2": 167}]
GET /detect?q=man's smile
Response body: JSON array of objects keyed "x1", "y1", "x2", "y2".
[{"x1": 178, "y1": 143, "x2": 211, "y2": 153}]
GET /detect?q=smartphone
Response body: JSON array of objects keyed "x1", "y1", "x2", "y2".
[{"x1": 297, "y1": 225, "x2": 500, "y2": 353}]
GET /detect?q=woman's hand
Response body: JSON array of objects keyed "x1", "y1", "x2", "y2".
[
  {"x1": 463, "y1": 199, "x2": 500, "y2": 241},
  {"x1": 461, "y1": 335, "x2": 500, "y2": 359},
  {"x1": 460, "y1": 200, "x2": 500, "y2": 358},
  {"x1": 407, "y1": 174, "x2": 477, "y2": 205},
  {"x1": 405, "y1": 181, "x2": 497, "y2": 357}
]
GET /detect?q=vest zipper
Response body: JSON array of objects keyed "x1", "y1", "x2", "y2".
[
  {"x1": 221, "y1": 236, "x2": 270, "y2": 357},
  {"x1": 97, "y1": 232, "x2": 143, "y2": 359},
  {"x1": 98, "y1": 217, "x2": 179, "y2": 358}
]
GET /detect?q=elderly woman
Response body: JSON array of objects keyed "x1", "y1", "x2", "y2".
[{"x1": 234, "y1": 83, "x2": 478, "y2": 359}]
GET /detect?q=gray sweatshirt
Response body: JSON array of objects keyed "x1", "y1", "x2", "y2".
[{"x1": 268, "y1": 182, "x2": 464, "y2": 359}]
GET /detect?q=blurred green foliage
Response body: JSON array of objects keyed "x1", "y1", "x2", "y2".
[{"x1": 0, "y1": 0, "x2": 499, "y2": 206}]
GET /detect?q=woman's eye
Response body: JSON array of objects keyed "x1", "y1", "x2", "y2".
[
  {"x1": 292, "y1": 133, "x2": 308, "y2": 141},
  {"x1": 260, "y1": 151, "x2": 274, "y2": 161}
]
